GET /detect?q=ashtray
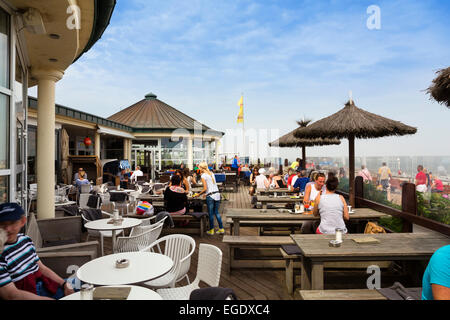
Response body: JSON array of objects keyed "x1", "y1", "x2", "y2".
[
  {"x1": 115, "y1": 259, "x2": 130, "y2": 269},
  {"x1": 329, "y1": 240, "x2": 343, "y2": 247},
  {"x1": 260, "y1": 209, "x2": 267, "y2": 213}
]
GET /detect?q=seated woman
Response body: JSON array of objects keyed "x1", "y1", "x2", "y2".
[
  {"x1": 312, "y1": 176, "x2": 349, "y2": 235},
  {"x1": 164, "y1": 175, "x2": 188, "y2": 215},
  {"x1": 272, "y1": 168, "x2": 287, "y2": 188},
  {"x1": 173, "y1": 169, "x2": 190, "y2": 193},
  {"x1": 75, "y1": 170, "x2": 91, "y2": 193}
]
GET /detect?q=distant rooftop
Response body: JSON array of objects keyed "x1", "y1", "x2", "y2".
[{"x1": 107, "y1": 93, "x2": 224, "y2": 136}]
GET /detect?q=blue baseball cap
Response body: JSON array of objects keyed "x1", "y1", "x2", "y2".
[{"x1": 0, "y1": 203, "x2": 25, "y2": 222}]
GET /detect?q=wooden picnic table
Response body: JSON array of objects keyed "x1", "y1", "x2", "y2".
[
  {"x1": 256, "y1": 195, "x2": 304, "y2": 209},
  {"x1": 137, "y1": 194, "x2": 206, "y2": 207},
  {"x1": 256, "y1": 188, "x2": 298, "y2": 196},
  {"x1": 291, "y1": 233, "x2": 450, "y2": 290},
  {"x1": 226, "y1": 207, "x2": 388, "y2": 236}
]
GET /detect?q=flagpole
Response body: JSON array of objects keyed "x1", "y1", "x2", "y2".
[{"x1": 242, "y1": 92, "x2": 245, "y2": 160}]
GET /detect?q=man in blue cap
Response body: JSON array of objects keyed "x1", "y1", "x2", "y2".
[{"x1": 0, "y1": 203, "x2": 75, "y2": 300}]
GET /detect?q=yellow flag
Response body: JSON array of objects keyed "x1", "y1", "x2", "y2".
[{"x1": 237, "y1": 96, "x2": 244, "y2": 123}]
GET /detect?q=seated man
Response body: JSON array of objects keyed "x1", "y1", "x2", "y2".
[
  {"x1": 422, "y1": 245, "x2": 450, "y2": 300},
  {"x1": 130, "y1": 166, "x2": 144, "y2": 183},
  {"x1": 0, "y1": 203, "x2": 76, "y2": 300},
  {"x1": 293, "y1": 169, "x2": 310, "y2": 193}
]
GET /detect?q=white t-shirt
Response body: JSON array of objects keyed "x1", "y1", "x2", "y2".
[
  {"x1": 255, "y1": 175, "x2": 269, "y2": 189},
  {"x1": 130, "y1": 170, "x2": 143, "y2": 182},
  {"x1": 291, "y1": 176, "x2": 298, "y2": 187},
  {"x1": 201, "y1": 173, "x2": 220, "y2": 201}
]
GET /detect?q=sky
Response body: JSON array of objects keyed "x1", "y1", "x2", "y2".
[{"x1": 31, "y1": 0, "x2": 450, "y2": 160}]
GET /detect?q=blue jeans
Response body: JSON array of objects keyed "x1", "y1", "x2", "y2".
[
  {"x1": 206, "y1": 196, "x2": 223, "y2": 230},
  {"x1": 36, "y1": 277, "x2": 80, "y2": 299}
]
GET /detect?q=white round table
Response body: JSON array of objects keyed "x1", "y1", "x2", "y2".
[
  {"x1": 76, "y1": 252, "x2": 174, "y2": 286},
  {"x1": 110, "y1": 189, "x2": 136, "y2": 193},
  {"x1": 60, "y1": 285, "x2": 163, "y2": 300},
  {"x1": 54, "y1": 201, "x2": 77, "y2": 207},
  {"x1": 84, "y1": 218, "x2": 142, "y2": 254}
]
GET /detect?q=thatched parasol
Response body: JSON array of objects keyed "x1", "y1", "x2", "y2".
[
  {"x1": 293, "y1": 100, "x2": 417, "y2": 206},
  {"x1": 269, "y1": 130, "x2": 341, "y2": 166},
  {"x1": 427, "y1": 67, "x2": 450, "y2": 108}
]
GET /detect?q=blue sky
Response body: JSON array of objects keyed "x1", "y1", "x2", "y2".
[{"x1": 36, "y1": 0, "x2": 450, "y2": 158}]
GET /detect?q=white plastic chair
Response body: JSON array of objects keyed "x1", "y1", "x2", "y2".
[
  {"x1": 79, "y1": 194, "x2": 101, "y2": 209},
  {"x1": 114, "y1": 220, "x2": 165, "y2": 253},
  {"x1": 81, "y1": 211, "x2": 123, "y2": 256},
  {"x1": 142, "y1": 234, "x2": 196, "y2": 290},
  {"x1": 156, "y1": 243, "x2": 223, "y2": 300}
]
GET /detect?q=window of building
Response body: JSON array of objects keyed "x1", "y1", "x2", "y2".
[
  {"x1": 0, "y1": 8, "x2": 9, "y2": 89},
  {"x1": 0, "y1": 93, "x2": 9, "y2": 170}
]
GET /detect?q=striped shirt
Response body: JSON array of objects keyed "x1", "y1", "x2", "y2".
[{"x1": 0, "y1": 234, "x2": 40, "y2": 287}]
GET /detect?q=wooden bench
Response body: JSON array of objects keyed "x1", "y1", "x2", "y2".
[
  {"x1": 225, "y1": 217, "x2": 302, "y2": 235},
  {"x1": 281, "y1": 247, "x2": 392, "y2": 295},
  {"x1": 223, "y1": 235, "x2": 295, "y2": 274},
  {"x1": 162, "y1": 214, "x2": 207, "y2": 238},
  {"x1": 299, "y1": 289, "x2": 387, "y2": 300}
]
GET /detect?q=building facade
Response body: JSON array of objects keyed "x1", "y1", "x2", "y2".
[{"x1": 0, "y1": 0, "x2": 116, "y2": 220}]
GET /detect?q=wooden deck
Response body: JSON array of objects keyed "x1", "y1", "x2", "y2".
[{"x1": 97, "y1": 184, "x2": 416, "y2": 300}]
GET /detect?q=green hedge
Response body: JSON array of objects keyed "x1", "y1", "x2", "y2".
[{"x1": 417, "y1": 192, "x2": 450, "y2": 225}]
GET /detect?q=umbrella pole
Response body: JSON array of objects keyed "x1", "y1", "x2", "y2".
[
  {"x1": 348, "y1": 135, "x2": 355, "y2": 207},
  {"x1": 302, "y1": 146, "x2": 306, "y2": 169}
]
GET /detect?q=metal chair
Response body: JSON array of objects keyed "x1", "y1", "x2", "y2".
[
  {"x1": 141, "y1": 234, "x2": 196, "y2": 289},
  {"x1": 156, "y1": 244, "x2": 223, "y2": 300}
]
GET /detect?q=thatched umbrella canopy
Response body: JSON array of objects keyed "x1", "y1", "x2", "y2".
[
  {"x1": 427, "y1": 67, "x2": 450, "y2": 108},
  {"x1": 293, "y1": 100, "x2": 417, "y2": 206},
  {"x1": 269, "y1": 130, "x2": 341, "y2": 166}
]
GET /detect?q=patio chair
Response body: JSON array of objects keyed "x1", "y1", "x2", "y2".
[
  {"x1": 114, "y1": 220, "x2": 165, "y2": 253},
  {"x1": 142, "y1": 234, "x2": 196, "y2": 290},
  {"x1": 81, "y1": 211, "x2": 122, "y2": 256},
  {"x1": 26, "y1": 214, "x2": 100, "y2": 278},
  {"x1": 137, "y1": 215, "x2": 160, "y2": 226},
  {"x1": 79, "y1": 194, "x2": 101, "y2": 209},
  {"x1": 156, "y1": 244, "x2": 223, "y2": 300}
]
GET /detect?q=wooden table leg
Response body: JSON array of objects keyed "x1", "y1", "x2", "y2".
[
  {"x1": 301, "y1": 256, "x2": 312, "y2": 290},
  {"x1": 233, "y1": 219, "x2": 240, "y2": 236},
  {"x1": 311, "y1": 262, "x2": 324, "y2": 290},
  {"x1": 285, "y1": 258, "x2": 294, "y2": 295}
]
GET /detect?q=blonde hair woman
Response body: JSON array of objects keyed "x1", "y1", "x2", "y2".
[{"x1": 194, "y1": 162, "x2": 224, "y2": 235}]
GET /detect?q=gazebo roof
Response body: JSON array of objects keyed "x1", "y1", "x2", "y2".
[
  {"x1": 108, "y1": 93, "x2": 223, "y2": 136},
  {"x1": 293, "y1": 100, "x2": 417, "y2": 140}
]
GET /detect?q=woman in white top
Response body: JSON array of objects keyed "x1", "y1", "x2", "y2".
[
  {"x1": 194, "y1": 162, "x2": 224, "y2": 235},
  {"x1": 255, "y1": 168, "x2": 270, "y2": 189},
  {"x1": 313, "y1": 176, "x2": 349, "y2": 234}
]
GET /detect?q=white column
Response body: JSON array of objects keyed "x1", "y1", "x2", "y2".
[
  {"x1": 95, "y1": 132, "x2": 101, "y2": 159},
  {"x1": 215, "y1": 139, "x2": 220, "y2": 170},
  {"x1": 123, "y1": 138, "x2": 128, "y2": 160},
  {"x1": 33, "y1": 69, "x2": 64, "y2": 220},
  {"x1": 187, "y1": 136, "x2": 193, "y2": 170}
]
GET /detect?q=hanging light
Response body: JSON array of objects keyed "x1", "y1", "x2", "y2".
[{"x1": 84, "y1": 137, "x2": 92, "y2": 147}]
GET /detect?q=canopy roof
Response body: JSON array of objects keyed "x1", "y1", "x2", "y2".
[
  {"x1": 108, "y1": 93, "x2": 224, "y2": 137},
  {"x1": 427, "y1": 67, "x2": 450, "y2": 108},
  {"x1": 269, "y1": 130, "x2": 341, "y2": 147},
  {"x1": 293, "y1": 100, "x2": 417, "y2": 139}
]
